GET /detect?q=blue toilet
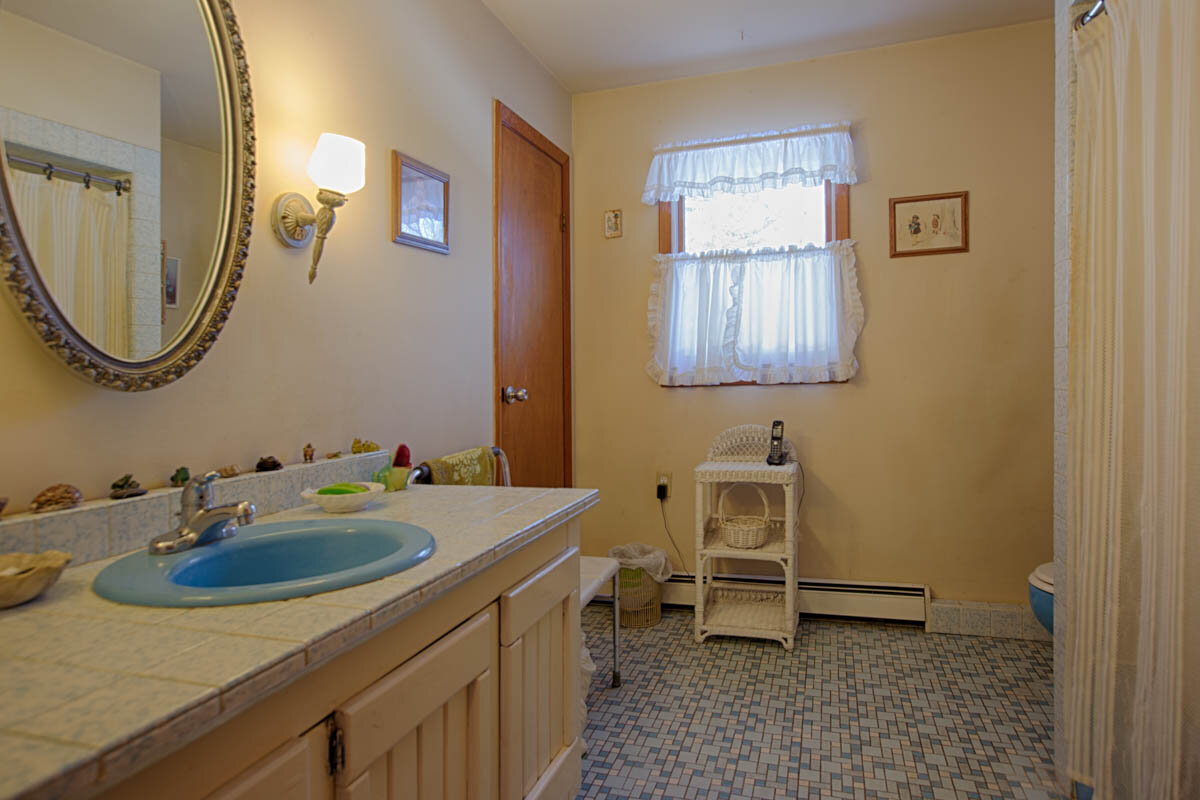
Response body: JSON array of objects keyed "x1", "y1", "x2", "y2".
[{"x1": 1028, "y1": 562, "x2": 1054, "y2": 634}]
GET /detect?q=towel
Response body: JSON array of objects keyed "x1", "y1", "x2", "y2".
[{"x1": 420, "y1": 446, "x2": 495, "y2": 486}]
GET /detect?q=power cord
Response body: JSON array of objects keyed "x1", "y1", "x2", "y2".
[{"x1": 659, "y1": 498, "x2": 691, "y2": 575}]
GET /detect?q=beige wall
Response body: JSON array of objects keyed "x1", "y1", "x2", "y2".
[
  {"x1": 0, "y1": 0, "x2": 569, "y2": 507},
  {"x1": 0, "y1": 10, "x2": 159, "y2": 149},
  {"x1": 572, "y1": 21, "x2": 1054, "y2": 604},
  {"x1": 161, "y1": 137, "x2": 222, "y2": 341}
]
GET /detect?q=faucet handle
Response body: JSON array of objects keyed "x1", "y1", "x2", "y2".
[{"x1": 182, "y1": 471, "x2": 220, "y2": 515}]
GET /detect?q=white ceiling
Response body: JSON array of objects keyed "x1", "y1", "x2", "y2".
[
  {"x1": 1, "y1": 0, "x2": 222, "y2": 152},
  {"x1": 481, "y1": 0, "x2": 1053, "y2": 93}
]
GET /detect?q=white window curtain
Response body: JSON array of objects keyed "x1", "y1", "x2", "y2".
[
  {"x1": 646, "y1": 241, "x2": 862, "y2": 386},
  {"x1": 1066, "y1": 0, "x2": 1199, "y2": 797},
  {"x1": 641, "y1": 121, "x2": 856, "y2": 204},
  {"x1": 9, "y1": 169, "x2": 130, "y2": 357},
  {"x1": 642, "y1": 121, "x2": 862, "y2": 386}
]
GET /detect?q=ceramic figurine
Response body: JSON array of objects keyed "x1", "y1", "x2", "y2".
[
  {"x1": 109, "y1": 474, "x2": 147, "y2": 500},
  {"x1": 325, "y1": 451, "x2": 342, "y2": 459},
  {"x1": 30, "y1": 484, "x2": 83, "y2": 514},
  {"x1": 256, "y1": 456, "x2": 283, "y2": 472},
  {"x1": 303, "y1": 443, "x2": 315, "y2": 463},
  {"x1": 351, "y1": 438, "x2": 381, "y2": 454},
  {"x1": 215, "y1": 464, "x2": 240, "y2": 479},
  {"x1": 169, "y1": 467, "x2": 190, "y2": 487}
]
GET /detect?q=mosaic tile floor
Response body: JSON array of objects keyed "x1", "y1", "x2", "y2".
[{"x1": 580, "y1": 607, "x2": 1061, "y2": 800}]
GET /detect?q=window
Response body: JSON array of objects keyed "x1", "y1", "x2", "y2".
[
  {"x1": 643, "y1": 122, "x2": 861, "y2": 387},
  {"x1": 659, "y1": 181, "x2": 850, "y2": 256}
]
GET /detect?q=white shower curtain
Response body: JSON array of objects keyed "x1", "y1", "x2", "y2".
[
  {"x1": 9, "y1": 170, "x2": 130, "y2": 357},
  {"x1": 1066, "y1": 1, "x2": 1199, "y2": 798}
]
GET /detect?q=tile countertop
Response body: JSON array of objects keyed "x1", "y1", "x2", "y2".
[{"x1": 0, "y1": 485, "x2": 599, "y2": 800}]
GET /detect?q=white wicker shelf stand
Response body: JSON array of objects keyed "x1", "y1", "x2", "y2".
[{"x1": 694, "y1": 425, "x2": 803, "y2": 650}]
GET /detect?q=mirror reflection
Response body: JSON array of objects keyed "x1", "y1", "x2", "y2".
[{"x1": 0, "y1": 0, "x2": 224, "y2": 360}]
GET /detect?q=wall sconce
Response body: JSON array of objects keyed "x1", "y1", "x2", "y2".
[{"x1": 271, "y1": 133, "x2": 366, "y2": 283}]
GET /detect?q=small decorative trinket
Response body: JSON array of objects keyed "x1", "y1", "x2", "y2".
[
  {"x1": 325, "y1": 451, "x2": 342, "y2": 459},
  {"x1": 256, "y1": 456, "x2": 283, "y2": 472},
  {"x1": 303, "y1": 443, "x2": 315, "y2": 463},
  {"x1": 351, "y1": 438, "x2": 381, "y2": 454},
  {"x1": 30, "y1": 484, "x2": 83, "y2": 514},
  {"x1": 215, "y1": 464, "x2": 240, "y2": 479},
  {"x1": 109, "y1": 474, "x2": 147, "y2": 500},
  {"x1": 169, "y1": 467, "x2": 191, "y2": 487},
  {"x1": 0, "y1": 497, "x2": 7, "y2": 515}
]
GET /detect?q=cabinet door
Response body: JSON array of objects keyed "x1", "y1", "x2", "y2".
[
  {"x1": 498, "y1": 547, "x2": 581, "y2": 800},
  {"x1": 335, "y1": 605, "x2": 499, "y2": 800},
  {"x1": 204, "y1": 722, "x2": 332, "y2": 800}
]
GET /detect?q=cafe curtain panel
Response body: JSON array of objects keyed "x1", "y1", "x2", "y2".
[
  {"x1": 646, "y1": 241, "x2": 862, "y2": 386},
  {"x1": 1065, "y1": 0, "x2": 1199, "y2": 797}
]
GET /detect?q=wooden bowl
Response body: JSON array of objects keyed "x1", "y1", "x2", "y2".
[{"x1": 0, "y1": 551, "x2": 71, "y2": 609}]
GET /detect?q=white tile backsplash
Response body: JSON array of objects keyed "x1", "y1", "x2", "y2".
[{"x1": 0, "y1": 451, "x2": 390, "y2": 565}]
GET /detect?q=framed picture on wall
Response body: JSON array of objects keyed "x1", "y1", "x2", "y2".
[
  {"x1": 889, "y1": 191, "x2": 969, "y2": 257},
  {"x1": 604, "y1": 209, "x2": 623, "y2": 238},
  {"x1": 163, "y1": 256, "x2": 180, "y2": 309},
  {"x1": 391, "y1": 151, "x2": 450, "y2": 254}
]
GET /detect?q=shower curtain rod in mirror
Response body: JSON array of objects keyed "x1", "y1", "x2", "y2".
[
  {"x1": 1075, "y1": 0, "x2": 1106, "y2": 29},
  {"x1": 5, "y1": 153, "x2": 130, "y2": 195}
]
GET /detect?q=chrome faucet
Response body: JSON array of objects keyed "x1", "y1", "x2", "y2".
[{"x1": 148, "y1": 471, "x2": 256, "y2": 555}]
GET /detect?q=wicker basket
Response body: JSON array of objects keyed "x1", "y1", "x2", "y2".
[
  {"x1": 617, "y1": 566, "x2": 662, "y2": 628},
  {"x1": 717, "y1": 483, "x2": 770, "y2": 549}
]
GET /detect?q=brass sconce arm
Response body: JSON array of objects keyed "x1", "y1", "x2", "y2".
[{"x1": 271, "y1": 189, "x2": 348, "y2": 283}]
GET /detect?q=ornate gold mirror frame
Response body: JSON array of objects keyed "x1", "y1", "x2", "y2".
[{"x1": 0, "y1": 0, "x2": 255, "y2": 392}]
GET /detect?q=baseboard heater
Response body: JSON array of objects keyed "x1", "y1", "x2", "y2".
[{"x1": 598, "y1": 573, "x2": 929, "y2": 624}]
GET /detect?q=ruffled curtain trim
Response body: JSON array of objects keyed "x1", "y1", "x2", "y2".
[{"x1": 642, "y1": 121, "x2": 857, "y2": 205}]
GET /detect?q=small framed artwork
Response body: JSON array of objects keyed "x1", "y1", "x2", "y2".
[
  {"x1": 604, "y1": 209, "x2": 622, "y2": 239},
  {"x1": 889, "y1": 191, "x2": 969, "y2": 257},
  {"x1": 163, "y1": 256, "x2": 180, "y2": 309},
  {"x1": 392, "y1": 151, "x2": 449, "y2": 254}
]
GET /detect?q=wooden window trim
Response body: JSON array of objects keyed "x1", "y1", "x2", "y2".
[{"x1": 656, "y1": 181, "x2": 851, "y2": 388}]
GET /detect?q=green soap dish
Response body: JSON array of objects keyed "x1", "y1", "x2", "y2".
[{"x1": 316, "y1": 483, "x2": 369, "y2": 495}]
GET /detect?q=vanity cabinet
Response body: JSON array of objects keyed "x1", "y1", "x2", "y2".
[
  {"x1": 335, "y1": 606, "x2": 499, "y2": 799},
  {"x1": 99, "y1": 519, "x2": 586, "y2": 800},
  {"x1": 203, "y1": 725, "x2": 330, "y2": 800},
  {"x1": 499, "y1": 548, "x2": 581, "y2": 800}
]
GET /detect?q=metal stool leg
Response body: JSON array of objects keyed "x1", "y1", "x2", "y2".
[{"x1": 611, "y1": 573, "x2": 621, "y2": 687}]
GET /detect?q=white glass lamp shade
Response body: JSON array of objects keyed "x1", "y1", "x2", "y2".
[{"x1": 306, "y1": 133, "x2": 366, "y2": 195}]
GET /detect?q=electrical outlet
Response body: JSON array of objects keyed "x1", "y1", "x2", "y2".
[{"x1": 655, "y1": 471, "x2": 672, "y2": 499}]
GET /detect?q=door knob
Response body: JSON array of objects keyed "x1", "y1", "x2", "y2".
[{"x1": 502, "y1": 386, "x2": 529, "y2": 404}]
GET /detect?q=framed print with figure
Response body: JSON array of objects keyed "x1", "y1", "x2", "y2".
[
  {"x1": 889, "y1": 191, "x2": 968, "y2": 257},
  {"x1": 392, "y1": 151, "x2": 450, "y2": 254}
]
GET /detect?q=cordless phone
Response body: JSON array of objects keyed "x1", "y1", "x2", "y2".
[{"x1": 767, "y1": 420, "x2": 786, "y2": 465}]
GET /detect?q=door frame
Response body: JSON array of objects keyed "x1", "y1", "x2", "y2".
[{"x1": 492, "y1": 100, "x2": 573, "y2": 486}]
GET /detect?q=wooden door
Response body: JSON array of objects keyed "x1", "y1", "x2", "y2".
[
  {"x1": 334, "y1": 606, "x2": 499, "y2": 800},
  {"x1": 498, "y1": 548, "x2": 582, "y2": 800},
  {"x1": 494, "y1": 101, "x2": 571, "y2": 488}
]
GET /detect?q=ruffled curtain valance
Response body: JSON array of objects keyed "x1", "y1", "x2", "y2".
[
  {"x1": 646, "y1": 241, "x2": 863, "y2": 386},
  {"x1": 641, "y1": 121, "x2": 857, "y2": 205}
]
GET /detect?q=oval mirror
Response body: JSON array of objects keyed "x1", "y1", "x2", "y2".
[{"x1": 0, "y1": 0, "x2": 254, "y2": 391}]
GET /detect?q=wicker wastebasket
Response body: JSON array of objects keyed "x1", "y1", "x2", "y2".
[
  {"x1": 617, "y1": 566, "x2": 662, "y2": 628},
  {"x1": 609, "y1": 542, "x2": 671, "y2": 629}
]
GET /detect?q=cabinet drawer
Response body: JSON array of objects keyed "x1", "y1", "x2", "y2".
[
  {"x1": 500, "y1": 548, "x2": 579, "y2": 646},
  {"x1": 336, "y1": 605, "x2": 499, "y2": 798}
]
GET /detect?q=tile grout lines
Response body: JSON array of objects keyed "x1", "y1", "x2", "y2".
[{"x1": 579, "y1": 607, "x2": 1062, "y2": 800}]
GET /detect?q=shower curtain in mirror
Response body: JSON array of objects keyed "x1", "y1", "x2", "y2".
[
  {"x1": 1066, "y1": 0, "x2": 1198, "y2": 797},
  {"x1": 9, "y1": 170, "x2": 130, "y2": 358}
]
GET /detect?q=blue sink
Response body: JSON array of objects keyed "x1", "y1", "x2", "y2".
[{"x1": 93, "y1": 519, "x2": 436, "y2": 607}]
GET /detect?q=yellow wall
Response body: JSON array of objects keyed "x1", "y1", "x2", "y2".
[
  {"x1": 0, "y1": 0, "x2": 569, "y2": 507},
  {"x1": 161, "y1": 137, "x2": 222, "y2": 341},
  {"x1": 571, "y1": 21, "x2": 1054, "y2": 603},
  {"x1": 0, "y1": 10, "x2": 160, "y2": 149}
]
